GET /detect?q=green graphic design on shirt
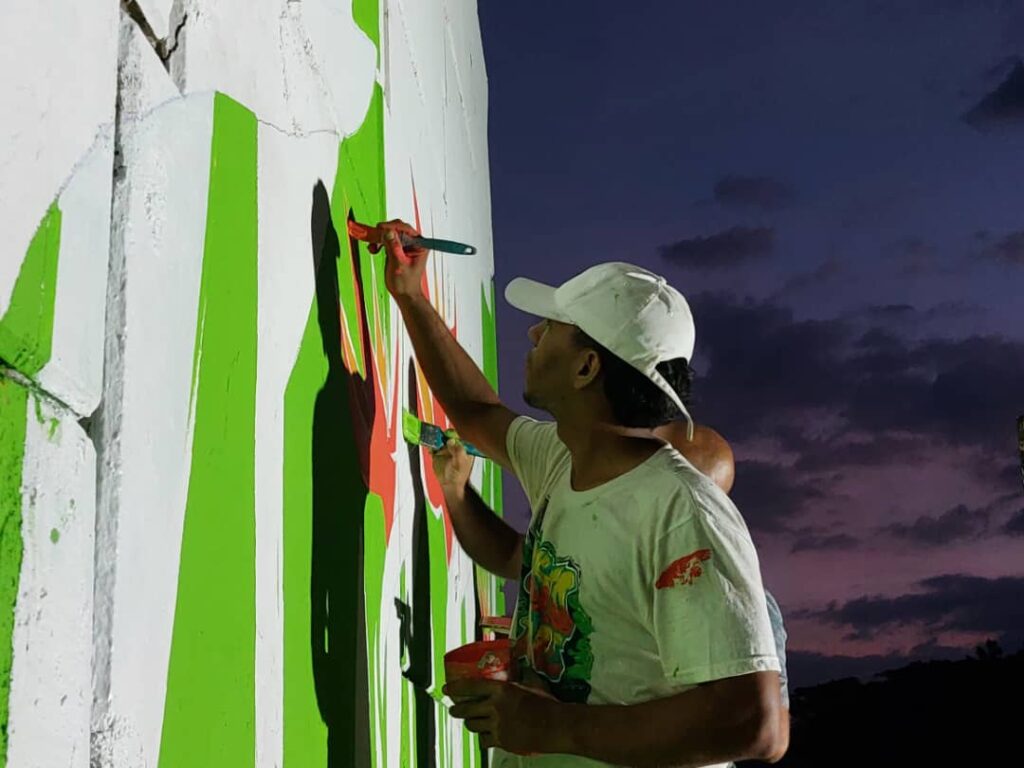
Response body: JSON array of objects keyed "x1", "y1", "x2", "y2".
[{"x1": 510, "y1": 500, "x2": 594, "y2": 703}]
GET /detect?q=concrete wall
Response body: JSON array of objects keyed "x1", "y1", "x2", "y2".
[{"x1": 0, "y1": 2, "x2": 500, "y2": 766}]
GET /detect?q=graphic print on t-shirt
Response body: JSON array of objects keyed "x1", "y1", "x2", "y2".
[
  {"x1": 655, "y1": 548, "x2": 712, "y2": 589},
  {"x1": 510, "y1": 497, "x2": 595, "y2": 703}
]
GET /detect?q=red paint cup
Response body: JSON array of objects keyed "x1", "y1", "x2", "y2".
[
  {"x1": 443, "y1": 639, "x2": 511, "y2": 684},
  {"x1": 444, "y1": 639, "x2": 539, "y2": 757}
]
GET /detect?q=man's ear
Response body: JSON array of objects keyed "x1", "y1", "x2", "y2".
[{"x1": 573, "y1": 349, "x2": 602, "y2": 390}]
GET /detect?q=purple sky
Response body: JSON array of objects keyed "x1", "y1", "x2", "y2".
[{"x1": 478, "y1": 0, "x2": 1024, "y2": 688}]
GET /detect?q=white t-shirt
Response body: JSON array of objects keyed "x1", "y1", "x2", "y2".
[{"x1": 491, "y1": 417, "x2": 781, "y2": 768}]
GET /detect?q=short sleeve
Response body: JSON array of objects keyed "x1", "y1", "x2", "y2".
[
  {"x1": 649, "y1": 504, "x2": 781, "y2": 686},
  {"x1": 505, "y1": 416, "x2": 567, "y2": 510},
  {"x1": 764, "y1": 590, "x2": 790, "y2": 708}
]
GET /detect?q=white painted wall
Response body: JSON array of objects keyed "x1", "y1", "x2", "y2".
[
  {"x1": 2, "y1": 2, "x2": 497, "y2": 767},
  {"x1": 5, "y1": 391, "x2": 96, "y2": 768}
]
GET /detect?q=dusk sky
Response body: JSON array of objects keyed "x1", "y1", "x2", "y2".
[{"x1": 477, "y1": 0, "x2": 1024, "y2": 689}]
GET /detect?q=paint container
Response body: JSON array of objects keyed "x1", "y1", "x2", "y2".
[
  {"x1": 444, "y1": 639, "x2": 541, "y2": 757},
  {"x1": 443, "y1": 638, "x2": 510, "y2": 684}
]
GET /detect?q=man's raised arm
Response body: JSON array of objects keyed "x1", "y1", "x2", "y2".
[{"x1": 379, "y1": 220, "x2": 518, "y2": 472}]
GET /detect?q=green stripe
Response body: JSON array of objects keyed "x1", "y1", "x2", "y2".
[
  {"x1": 480, "y1": 280, "x2": 504, "y2": 615},
  {"x1": 364, "y1": 494, "x2": 388, "y2": 767},
  {"x1": 158, "y1": 92, "x2": 258, "y2": 768},
  {"x1": 282, "y1": 302, "x2": 329, "y2": 765},
  {"x1": 0, "y1": 204, "x2": 61, "y2": 376},
  {"x1": 282, "y1": 80, "x2": 387, "y2": 766},
  {"x1": 352, "y1": 0, "x2": 380, "y2": 50},
  {"x1": 0, "y1": 375, "x2": 29, "y2": 768}
]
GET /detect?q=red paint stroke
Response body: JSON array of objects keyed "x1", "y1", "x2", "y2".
[
  {"x1": 655, "y1": 549, "x2": 712, "y2": 589},
  {"x1": 368, "y1": 337, "x2": 401, "y2": 543},
  {"x1": 408, "y1": 171, "x2": 464, "y2": 562},
  {"x1": 343, "y1": 209, "x2": 402, "y2": 544}
]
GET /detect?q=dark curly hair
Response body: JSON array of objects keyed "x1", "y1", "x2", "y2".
[{"x1": 572, "y1": 327, "x2": 694, "y2": 429}]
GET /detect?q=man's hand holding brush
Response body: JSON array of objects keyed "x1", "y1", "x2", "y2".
[{"x1": 372, "y1": 219, "x2": 431, "y2": 300}]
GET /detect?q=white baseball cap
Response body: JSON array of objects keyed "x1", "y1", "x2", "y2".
[{"x1": 505, "y1": 262, "x2": 696, "y2": 440}]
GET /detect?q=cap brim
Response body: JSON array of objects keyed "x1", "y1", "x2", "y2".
[{"x1": 504, "y1": 277, "x2": 572, "y2": 322}]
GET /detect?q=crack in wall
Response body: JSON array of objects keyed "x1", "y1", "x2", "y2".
[
  {"x1": 0, "y1": 365, "x2": 76, "y2": 419},
  {"x1": 119, "y1": 0, "x2": 187, "y2": 74},
  {"x1": 89, "y1": 12, "x2": 133, "y2": 766}
]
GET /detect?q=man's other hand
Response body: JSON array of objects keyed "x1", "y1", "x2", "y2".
[
  {"x1": 444, "y1": 678, "x2": 562, "y2": 754},
  {"x1": 431, "y1": 437, "x2": 475, "y2": 497}
]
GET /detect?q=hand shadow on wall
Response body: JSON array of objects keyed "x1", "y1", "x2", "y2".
[{"x1": 309, "y1": 180, "x2": 372, "y2": 768}]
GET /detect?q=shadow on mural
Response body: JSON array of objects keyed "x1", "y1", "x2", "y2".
[
  {"x1": 403, "y1": 356, "x2": 438, "y2": 767},
  {"x1": 309, "y1": 181, "x2": 372, "y2": 768}
]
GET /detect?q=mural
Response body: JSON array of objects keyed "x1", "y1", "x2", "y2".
[{"x1": 0, "y1": 1, "x2": 500, "y2": 766}]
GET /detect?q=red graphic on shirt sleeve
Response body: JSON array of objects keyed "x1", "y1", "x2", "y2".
[{"x1": 655, "y1": 549, "x2": 713, "y2": 589}]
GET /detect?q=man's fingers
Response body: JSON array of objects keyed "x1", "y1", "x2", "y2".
[
  {"x1": 463, "y1": 717, "x2": 492, "y2": 735},
  {"x1": 380, "y1": 219, "x2": 421, "y2": 237},
  {"x1": 449, "y1": 699, "x2": 491, "y2": 720},
  {"x1": 444, "y1": 678, "x2": 498, "y2": 700}
]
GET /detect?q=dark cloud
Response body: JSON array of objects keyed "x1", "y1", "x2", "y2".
[
  {"x1": 1004, "y1": 509, "x2": 1024, "y2": 536},
  {"x1": 659, "y1": 227, "x2": 775, "y2": 271},
  {"x1": 843, "y1": 334, "x2": 1024, "y2": 455},
  {"x1": 713, "y1": 175, "x2": 796, "y2": 212},
  {"x1": 686, "y1": 292, "x2": 1024, "y2": 488},
  {"x1": 688, "y1": 292, "x2": 851, "y2": 432},
  {"x1": 789, "y1": 528, "x2": 860, "y2": 554},
  {"x1": 794, "y1": 574, "x2": 1024, "y2": 650},
  {"x1": 980, "y1": 229, "x2": 1024, "y2": 265},
  {"x1": 786, "y1": 644, "x2": 968, "y2": 690},
  {"x1": 793, "y1": 434, "x2": 931, "y2": 473},
  {"x1": 888, "y1": 238, "x2": 944, "y2": 276},
  {"x1": 880, "y1": 504, "x2": 991, "y2": 546},
  {"x1": 892, "y1": 238, "x2": 936, "y2": 258},
  {"x1": 772, "y1": 258, "x2": 844, "y2": 298},
  {"x1": 963, "y1": 60, "x2": 1024, "y2": 130},
  {"x1": 843, "y1": 301, "x2": 983, "y2": 331},
  {"x1": 729, "y1": 460, "x2": 837, "y2": 533}
]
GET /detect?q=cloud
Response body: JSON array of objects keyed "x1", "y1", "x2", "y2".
[
  {"x1": 684, "y1": 292, "x2": 1024, "y2": 508},
  {"x1": 842, "y1": 333, "x2": 1024, "y2": 456},
  {"x1": 688, "y1": 292, "x2": 852, "y2": 433},
  {"x1": 786, "y1": 644, "x2": 968, "y2": 690},
  {"x1": 794, "y1": 574, "x2": 1024, "y2": 650},
  {"x1": 772, "y1": 258, "x2": 844, "y2": 299},
  {"x1": 963, "y1": 60, "x2": 1024, "y2": 130},
  {"x1": 1004, "y1": 509, "x2": 1024, "y2": 536},
  {"x1": 793, "y1": 434, "x2": 930, "y2": 473},
  {"x1": 789, "y1": 528, "x2": 860, "y2": 554},
  {"x1": 729, "y1": 460, "x2": 837, "y2": 532},
  {"x1": 713, "y1": 175, "x2": 796, "y2": 212},
  {"x1": 888, "y1": 237, "x2": 945, "y2": 276},
  {"x1": 880, "y1": 504, "x2": 991, "y2": 546},
  {"x1": 659, "y1": 227, "x2": 775, "y2": 270},
  {"x1": 842, "y1": 301, "x2": 983, "y2": 332},
  {"x1": 980, "y1": 229, "x2": 1024, "y2": 265}
]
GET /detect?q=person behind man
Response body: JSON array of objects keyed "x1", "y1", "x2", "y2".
[
  {"x1": 432, "y1": 422, "x2": 790, "y2": 764},
  {"x1": 377, "y1": 219, "x2": 785, "y2": 766}
]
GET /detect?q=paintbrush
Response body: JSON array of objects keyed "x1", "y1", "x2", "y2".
[
  {"x1": 402, "y1": 409, "x2": 486, "y2": 458},
  {"x1": 347, "y1": 220, "x2": 476, "y2": 258}
]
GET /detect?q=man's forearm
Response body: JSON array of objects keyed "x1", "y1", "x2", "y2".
[
  {"x1": 396, "y1": 292, "x2": 499, "y2": 419},
  {"x1": 443, "y1": 483, "x2": 523, "y2": 580},
  {"x1": 549, "y1": 678, "x2": 776, "y2": 768}
]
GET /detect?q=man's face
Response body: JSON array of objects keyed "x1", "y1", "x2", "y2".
[{"x1": 523, "y1": 318, "x2": 568, "y2": 411}]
